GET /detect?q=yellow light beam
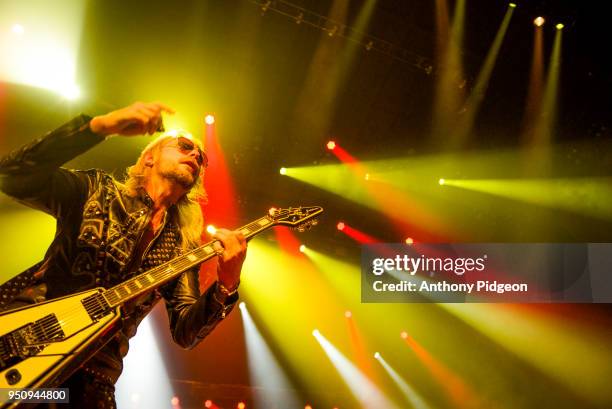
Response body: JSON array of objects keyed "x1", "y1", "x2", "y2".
[
  {"x1": 432, "y1": 0, "x2": 467, "y2": 142},
  {"x1": 453, "y1": 4, "x2": 515, "y2": 144},
  {"x1": 522, "y1": 23, "x2": 545, "y2": 143},
  {"x1": 442, "y1": 177, "x2": 612, "y2": 221},
  {"x1": 533, "y1": 26, "x2": 563, "y2": 145},
  {"x1": 438, "y1": 303, "x2": 612, "y2": 408}
]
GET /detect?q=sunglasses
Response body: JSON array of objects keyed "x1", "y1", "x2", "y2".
[{"x1": 172, "y1": 137, "x2": 208, "y2": 168}]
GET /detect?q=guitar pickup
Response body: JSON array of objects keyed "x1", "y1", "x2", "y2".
[{"x1": 82, "y1": 293, "x2": 112, "y2": 322}]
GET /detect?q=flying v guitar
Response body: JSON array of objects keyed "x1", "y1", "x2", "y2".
[{"x1": 0, "y1": 206, "x2": 323, "y2": 408}]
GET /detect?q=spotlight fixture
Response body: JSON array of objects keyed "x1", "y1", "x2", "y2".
[
  {"x1": 206, "y1": 225, "x2": 217, "y2": 235},
  {"x1": 326, "y1": 140, "x2": 336, "y2": 150},
  {"x1": 556, "y1": 23, "x2": 564, "y2": 30},
  {"x1": 438, "y1": 178, "x2": 446, "y2": 186},
  {"x1": 405, "y1": 237, "x2": 414, "y2": 245},
  {"x1": 533, "y1": 17, "x2": 545, "y2": 27},
  {"x1": 204, "y1": 114, "x2": 215, "y2": 125},
  {"x1": 374, "y1": 352, "x2": 381, "y2": 359},
  {"x1": 337, "y1": 222, "x2": 345, "y2": 231},
  {"x1": 508, "y1": 3, "x2": 517, "y2": 8},
  {"x1": 400, "y1": 331, "x2": 409, "y2": 339},
  {"x1": 279, "y1": 167, "x2": 287, "y2": 175},
  {"x1": 344, "y1": 310, "x2": 352, "y2": 318},
  {"x1": 299, "y1": 244, "x2": 306, "y2": 253}
]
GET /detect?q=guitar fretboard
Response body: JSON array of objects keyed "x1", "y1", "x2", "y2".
[{"x1": 102, "y1": 215, "x2": 274, "y2": 307}]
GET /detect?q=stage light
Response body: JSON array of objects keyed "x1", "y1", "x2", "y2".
[
  {"x1": 312, "y1": 329, "x2": 320, "y2": 337},
  {"x1": 241, "y1": 300, "x2": 301, "y2": 407},
  {"x1": 337, "y1": 222, "x2": 345, "y2": 231},
  {"x1": 327, "y1": 140, "x2": 336, "y2": 150},
  {"x1": 374, "y1": 352, "x2": 381, "y2": 359},
  {"x1": 206, "y1": 225, "x2": 217, "y2": 235},
  {"x1": 239, "y1": 301, "x2": 246, "y2": 310},
  {"x1": 405, "y1": 237, "x2": 414, "y2": 245},
  {"x1": 204, "y1": 114, "x2": 215, "y2": 125},
  {"x1": 11, "y1": 24, "x2": 24, "y2": 35},
  {"x1": 534, "y1": 17, "x2": 545, "y2": 27},
  {"x1": 375, "y1": 353, "x2": 430, "y2": 408},
  {"x1": 1, "y1": 3, "x2": 86, "y2": 100},
  {"x1": 115, "y1": 316, "x2": 174, "y2": 408},
  {"x1": 280, "y1": 167, "x2": 287, "y2": 175},
  {"x1": 556, "y1": 23, "x2": 564, "y2": 30},
  {"x1": 237, "y1": 402, "x2": 246, "y2": 409},
  {"x1": 345, "y1": 310, "x2": 352, "y2": 318},
  {"x1": 305, "y1": 405, "x2": 313, "y2": 409},
  {"x1": 364, "y1": 173, "x2": 370, "y2": 181},
  {"x1": 400, "y1": 331, "x2": 409, "y2": 339},
  {"x1": 205, "y1": 400, "x2": 213, "y2": 408},
  {"x1": 299, "y1": 244, "x2": 306, "y2": 253},
  {"x1": 314, "y1": 330, "x2": 396, "y2": 407},
  {"x1": 509, "y1": 3, "x2": 516, "y2": 8},
  {"x1": 438, "y1": 178, "x2": 446, "y2": 186},
  {"x1": 60, "y1": 83, "x2": 80, "y2": 100}
]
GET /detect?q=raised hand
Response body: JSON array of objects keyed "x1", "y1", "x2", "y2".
[{"x1": 90, "y1": 101, "x2": 175, "y2": 137}]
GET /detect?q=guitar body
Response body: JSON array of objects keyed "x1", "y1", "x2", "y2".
[{"x1": 0, "y1": 288, "x2": 121, "y2": 407}]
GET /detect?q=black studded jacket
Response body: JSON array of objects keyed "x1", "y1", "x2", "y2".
[{"x1": 0, "y1": 115, "x2": 237, "y2": 383}]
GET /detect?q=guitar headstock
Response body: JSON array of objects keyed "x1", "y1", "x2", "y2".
[{"x1": 269, "y1": 206, "x2": 324, "y2": 232}]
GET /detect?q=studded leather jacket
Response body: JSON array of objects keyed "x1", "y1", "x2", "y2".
[{"x1": 0, "y1": 115, "x2": 237, "y2": 383}]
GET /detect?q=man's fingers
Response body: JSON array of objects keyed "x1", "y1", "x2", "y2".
[
  {"x1": 213, "y1": 229, "x2": 247, "y2": 255},
  {"x1": 135, "y1": 105, "x2": 157, "y2": 117},
  {"x1": 150, "y1": 101, "x2": 176, "y2": 114},
  {"x1": 212, "y1": 240, "x2": 225, "y2": 256},
  {"x1": 131, "y1": 112, "x2": 151, "y2": 128},
  {"x1": 133, "y1": 106, "x2": 165, "y2": 135}
]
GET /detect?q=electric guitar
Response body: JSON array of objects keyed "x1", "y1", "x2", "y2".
[{"x1": 0, "y1": 206, "x2": 323, "y2": 408}]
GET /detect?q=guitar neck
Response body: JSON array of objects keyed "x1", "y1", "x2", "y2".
[{"x1": 102, "y1": 215, "x2": 275, "y2": 308}]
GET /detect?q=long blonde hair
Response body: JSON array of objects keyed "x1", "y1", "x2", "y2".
[{"x1": 119, "y1": 131, "x2": 207, "y2": 251}]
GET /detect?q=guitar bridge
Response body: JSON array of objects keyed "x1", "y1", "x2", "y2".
[{"x1": 0, "y1": 313, "x2": 65, "y2": 371}]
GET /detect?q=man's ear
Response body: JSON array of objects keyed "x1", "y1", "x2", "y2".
[{"x1": 144, "y1": 152, "x2": 154, "y2": 167}]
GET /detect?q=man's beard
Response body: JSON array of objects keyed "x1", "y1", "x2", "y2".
[{"x1": 159, "y1": 164, "x2": 197, "y2": 190}]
